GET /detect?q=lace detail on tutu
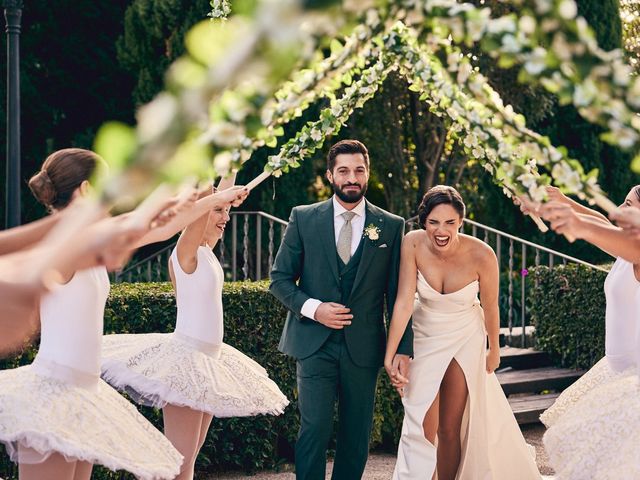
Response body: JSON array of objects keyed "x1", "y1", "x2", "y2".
[
  {"x1": 0, "y1": 365, "x2": 182, "y2": 480},
  {"x1": 543, "y1": 374, "x2": 640, "y2": 480},
  {"x1": 540, "y1": 357, "x2": 633, "y2": 427},
  {"x1": 102, "y1": 333, "x2": 289, "y2": 417}
]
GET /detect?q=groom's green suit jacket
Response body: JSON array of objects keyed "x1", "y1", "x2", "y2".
[{"x1": 270, "y1": 198, "x2": 413, "y2": 368}]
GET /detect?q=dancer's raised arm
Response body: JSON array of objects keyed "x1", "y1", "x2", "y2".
[
  {"x1": 134, "y1": 185, "x2": 247, "y2": 247},
  {"x1": 0, "y1": 214, "x2": 63, "y2": 255},
  {"x1": 540, "y1": 200, "x2": 640, "y2": 263}
]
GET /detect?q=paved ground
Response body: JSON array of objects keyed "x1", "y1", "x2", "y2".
[{"x1": 207, "y1": 423, "x2": 554, "y2": 479}]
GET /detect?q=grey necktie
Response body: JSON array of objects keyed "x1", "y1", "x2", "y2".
[{"x1": 337, "y1": 211, "x2": 356, "y2": 264}]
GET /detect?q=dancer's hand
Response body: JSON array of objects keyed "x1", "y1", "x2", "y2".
[
  {"x1": 610, "y1": 206, "x2": 640, "y2": 232},
  {"x1": 486, "y1": 347, "x2": 500, "y2": 374},
  {"x1": 545, "y1": 186, "x2": 568, "y2": 204},
  {"x1": 513, "y1": 196, "x2": 539, "y2": 216},
  {"x1": 215, "y1": 185, "x2": 249, "y2": 207},
  {"x1": 314, "y1": 302, "x2": 353, "y2": 329},
  {"x1": 538, "y1": 201, "x2": 584, "y2": 238}
]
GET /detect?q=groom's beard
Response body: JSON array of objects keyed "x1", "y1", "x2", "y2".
[{"x1": 332, "y1": 181, "x2": 367, "y2": 204}]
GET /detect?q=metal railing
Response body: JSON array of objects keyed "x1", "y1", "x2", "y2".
[
  {"x1": 114, "y1": 211, "x2": 607, "y2": 347},
  {"x1": 112, "y1": 211, "x2": 288, "y2": 284}
]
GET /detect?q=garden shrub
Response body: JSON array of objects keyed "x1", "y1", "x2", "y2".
[{"x1": 529, "y1": 264, "x2": 608, "y2": 370}]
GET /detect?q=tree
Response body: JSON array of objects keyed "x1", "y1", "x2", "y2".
[
  {"x1": 117, "y1": 0, "x2": 211, "y2": 105},
  {"x1": 621, "y1": 0, "x2": 640, "y2": 71},
  {"x1": 0, "y1": 1, "x2": 135, "y2": 225}
]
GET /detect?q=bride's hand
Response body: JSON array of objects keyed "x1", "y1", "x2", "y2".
[
  {"x1": 486, "y1": 347, "x2": 500, "y2": 374},
  {"x1": 385, "y1": 354, "x2": 410, "y2": 397}
]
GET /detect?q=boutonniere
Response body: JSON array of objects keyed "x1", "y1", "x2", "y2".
[{"x1": 363, "y1": 223, "x2": 381, "y2": 242}]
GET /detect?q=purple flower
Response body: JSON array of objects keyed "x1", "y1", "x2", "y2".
[{"x1": 521, "y1": 268, "x2": 529, "y2": 277}]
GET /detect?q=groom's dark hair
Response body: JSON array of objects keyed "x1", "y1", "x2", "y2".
[{"x1": 327, "y1": 140, "x2": 370, "y2": 172}]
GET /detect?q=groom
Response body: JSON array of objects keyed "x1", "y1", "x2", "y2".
[{"x1": 270, "y1": 139, "x2": 413, "y2": 480}]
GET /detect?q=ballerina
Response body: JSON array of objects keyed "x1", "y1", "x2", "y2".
[
  {"x1": 538, "y1": 185, "x2": 640, "y2": 480},
  {"x1": 385, "y1": 185, "x2": 540, "y2": 480},
  {"x1": 0, "y1": 148, "x2": 184, "y2": 480},
  {"x1": 101, "y1": 177, "x2": 289, "y2": 480}
]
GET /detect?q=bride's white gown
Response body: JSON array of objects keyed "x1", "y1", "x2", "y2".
[{"x1": 393, "y1": 271, "x2": 540, "y2": 479}]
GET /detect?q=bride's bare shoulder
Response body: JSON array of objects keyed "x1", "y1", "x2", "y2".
[
  {"x1": 404, "y1": 229, "x2": 424, "y2": 244},
  {"x1": 460, "y1": 234, "x2": 497, "y2": 262}
]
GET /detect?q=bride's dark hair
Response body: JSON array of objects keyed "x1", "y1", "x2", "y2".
[{"x1": 418, "y1": 185, "x2": 466, "y2": 228}]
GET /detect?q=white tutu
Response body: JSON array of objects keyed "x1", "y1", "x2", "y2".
[
  {"x1": 543, "y1": 374, "x2": 640, "y2": 479},
  {"x1": 101, "y1": 332, "x2": 290, "y2": 417},
  {"x1": 540, "y1": 357, "x2": 634, "y2": 427},
  {"x1": 0, "y1": 365, "x2": 182, "y2": 480}
]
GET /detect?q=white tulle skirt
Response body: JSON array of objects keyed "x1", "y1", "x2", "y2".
[
  {"x1": 543, "y1": 372, "x2": 640, "y2": 479},
  {"x1": 540, "y1": 357, "x2": 633, "y2": 428},
  {"x1": 542, "y1": 356, "x2": 639, "y2": 479},
  {"x1": 0, "y1": 363, "x2": 182, "y2": 480},
  {"x1": 101, "y1": 332, "x2": 289, "y2": 417}
]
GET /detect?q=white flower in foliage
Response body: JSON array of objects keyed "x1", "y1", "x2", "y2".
[
  {"x1": 611, "y1": 123, "x2": 639, "y2": 149},
  {"x1": 310, "y1": 127, "x2": 322, "y2": 142},
  {"x1": 213, "y1": 151, "x2": 233, "y2": 177},
  {"x1": 137, "y1": 93, "x2": 178, "y2": 144},
  {"x1": 457, "y1": 60, "x2": 473, "y2": 84},
  {"x1": 202, "y1": 122, "x2": 245, "y2": 148},
  {"x1": 519, "y1": 15, "x2": 537, "y2": 35},
  {"x1": 524, "y1": 47, "x2": 547, "y2": 75},
  {"x1": 573, "y1": 79, "x2": 598, "y2": 107},
  {"x1": 501, "y1": 34, "x2": 521, "y2": 54},
  {"x1": 558, "y1": 0, "x2": 578, "y2": 20},
  {"x1": 487, "y1": 16, "x2": 517, "y2": 35},
  {"x1": 627, "y1": 77, "x2": 640, "y2": 108},
  {"x1": 535, "y1": 0, "x2": 553, "y2": 14},
  {"x1": 552, "y1": 161, "x2": 582, "y2": 192}
]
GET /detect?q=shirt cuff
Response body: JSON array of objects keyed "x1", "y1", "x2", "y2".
[{"x1": 301, "y1": 298, "x2": 322, "y2": 321}]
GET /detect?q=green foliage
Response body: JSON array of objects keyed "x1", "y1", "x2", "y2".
[
  {"x1": 0, "y1": 1, "x2": 135, "y2": 226},
  {"x1": 529, "y1": 264, "x2": 608, "y2": 369},
  {"x1": 118, "y1": 0, "x2": 210, "y2": 105},
  {"x1": 474, "y1": 0, "x2": 639, "y2": 263},
  {"x1": 0, "y1": 281, "x2": 405, "y2": 479}
]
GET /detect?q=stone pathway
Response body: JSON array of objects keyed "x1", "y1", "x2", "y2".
[{"x1": 207, "y1": 424, "x2": 555, "y2": 479}]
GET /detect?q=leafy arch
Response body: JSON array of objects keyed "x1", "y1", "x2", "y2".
[{"x1": 96, "y1": 0, "x2": 640, "y2": 213}]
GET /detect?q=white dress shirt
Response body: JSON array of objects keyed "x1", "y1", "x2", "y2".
[{"x1": 301, "y1": 196, "x2": 366, "y2": 321}]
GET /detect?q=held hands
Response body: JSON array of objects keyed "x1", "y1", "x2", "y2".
[
  {"x1": 314, "y1": 302, "x2": 353, "y2": 329},
  {"x1": 384, "y1": 354, "x2": 410, "y2": 397},
  {"x1": 486, "y1": 347, "x2": 500, "y2": 374}
]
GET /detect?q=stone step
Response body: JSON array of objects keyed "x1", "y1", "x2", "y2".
[
  {"x1": 499, "y1": 325, "x2": 535, "y2": 348},
  {"x1": 508, "y1": 392, "x2": 560, "y2": 425},
  {"x1": 496, "y1": 366, "x2": 584, "y2": 396},
  {"x1": 499, "y1": 346, "x2": 552, "y2": 370}
]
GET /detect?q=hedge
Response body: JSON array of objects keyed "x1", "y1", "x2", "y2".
[
  {"x1": 529, "y1": 264, "x2": 609, "y2": 370},
  {"x1": 0, "y1": 281, "x2": 404, "y2": 479}
]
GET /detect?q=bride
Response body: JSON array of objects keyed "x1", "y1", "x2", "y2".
[{"x1": 384, "y1": 185, "x2": 540, "y2": 479}]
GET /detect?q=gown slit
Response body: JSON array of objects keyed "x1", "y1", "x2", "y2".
[{"x1": 393, "y1": 271, "x2": 540, "y2": 480}]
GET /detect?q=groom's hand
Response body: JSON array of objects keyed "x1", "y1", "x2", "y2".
[{"x1": 315, "y1": 302, "x2": 353, "y2": 329}]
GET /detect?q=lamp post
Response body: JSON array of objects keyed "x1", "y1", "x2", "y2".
[{"x1": 4, "y1": 0, "x2": 22, "y2": 228}]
